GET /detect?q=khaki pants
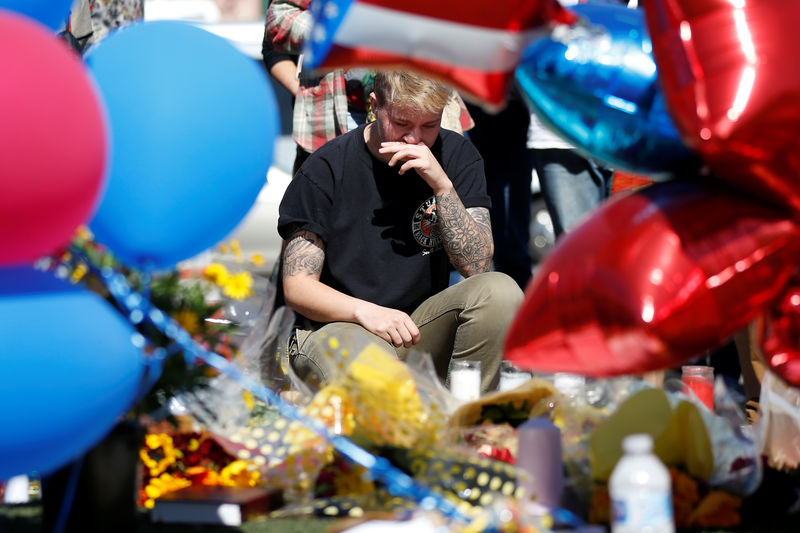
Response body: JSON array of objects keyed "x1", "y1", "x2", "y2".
[{"x1": 290, "y1": 272, "x2": 524, "y2": 393}]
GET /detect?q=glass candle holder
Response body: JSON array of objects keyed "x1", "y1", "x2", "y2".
[
  {"x1": 498, "y1": 361, "x2": 532, "y2": 392},
  {"x1": 553, "y1": 372, "x2": 586, "y2": 406},
  {"x1": 681, "y1": 365, "x2": 714, "y2": 410},
  {"x1": 449, "y1": 360, "x2": 481, "y2": 402}
]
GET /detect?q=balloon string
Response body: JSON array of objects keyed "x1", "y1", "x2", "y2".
[{"x1": 62, "y1": 248, "x2": 469, "y2": 524}]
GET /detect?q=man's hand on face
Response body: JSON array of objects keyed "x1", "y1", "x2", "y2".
[{"x1": 379, "y1": 141, "x2": 453, "y2": 195}]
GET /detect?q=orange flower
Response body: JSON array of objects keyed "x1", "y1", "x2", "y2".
[
  {"x1": 588, "y1": 484, "x2": 610, "y2": 525},
  {"x1": 670, "y1": 467, "x2": 700, "y2": 528},
  {"x1": 688, "y1": 491, "x2": 742, "y2": 529},
  {"x1": 185, "y1": 466, "x2": 223, "y2": 485},
  {"x1": 171, "y1": 309, "x2": 201, "y2": 335}
]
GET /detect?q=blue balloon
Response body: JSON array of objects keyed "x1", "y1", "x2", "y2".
[
  {"x1": 516, "y1": 3, "x2": 698, "y2": 176},
  {"x1": 85, "y1": 21, "x2": 279, "y2": 271},
  {"x1": 0, "y1": 268, "x2": 145, "y2": 479},
  {"x1": 0, "y1": 0, "x2": 72, "y2": 31}
]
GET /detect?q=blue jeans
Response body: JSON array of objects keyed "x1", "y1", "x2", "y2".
[{"x1": 532, "y1": 149, "x2": 614, "y2": 237}]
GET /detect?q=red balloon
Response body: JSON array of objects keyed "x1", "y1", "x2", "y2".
[
  {"x1": 757, "y1": 283, "x2": 800, "y2": 387},
  {"x1": 0, "y1": 12, "x2": 108, "y2": 265},
  {"x1": 505, "y1": 181, "x2": 800, "y2": 377},
  {"x1": 645, "y1": 0, "x2": 800, "y2": 214}
]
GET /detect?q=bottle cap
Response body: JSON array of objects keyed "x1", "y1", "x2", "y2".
[{"x1": 622, "y1": 433, "x2": 653, "y2": 454}]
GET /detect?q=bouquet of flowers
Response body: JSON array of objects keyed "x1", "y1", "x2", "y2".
[
  {"x1": 46, "y1": 228, "x2": 265, "y2": 420},
  {"x1": 138, "y1": 430, "x2": 260, "y2": 508}
]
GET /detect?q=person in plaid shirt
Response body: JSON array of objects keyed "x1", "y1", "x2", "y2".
[
  {"x1": 266, "y1": 0, "x2": 369, "y2": 173},
  {"x1": 265, "y1": 0, "x2": 474, "y2": 174}
]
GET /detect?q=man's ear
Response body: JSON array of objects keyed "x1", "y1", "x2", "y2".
[{"x1": 368, "y1": 91, "x2": 378, "y2": 109}]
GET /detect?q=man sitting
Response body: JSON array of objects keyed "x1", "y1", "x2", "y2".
[{"x1": 278, "y1": 70, "x2": 523, "y2": 393}]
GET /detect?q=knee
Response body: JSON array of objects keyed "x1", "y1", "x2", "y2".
[{"x1": 466, "y1": 272, "x2": 524, "y2": 319}]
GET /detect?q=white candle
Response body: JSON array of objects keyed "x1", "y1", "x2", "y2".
[
  {"x1": 449, "y1": 360, "x2": 481, "y2": 402},
  {"x1": 498, "y1": 362, "x2": 532, "y2": 392}
]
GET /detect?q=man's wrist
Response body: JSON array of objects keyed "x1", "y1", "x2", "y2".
[{"x1": 433, "y1": 182, "x2": 455, "y2": 197}]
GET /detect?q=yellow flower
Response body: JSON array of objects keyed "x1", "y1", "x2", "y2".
[
  {"x1": 69, "y1": 263, "x2": 88, "y2": 284},
  {"x1": 171, "y1": 309, "x2": 201, "y2": 335},
  {"x1": 140, "y1": 434, "x2": 178, "y2": 477},
  {"x1": 142, "y1": 473, "x2": 191, "y2": 509},
  {"x1": 242, "y1": 390, "x2": 255, "y2": 410},
  {"x1": 218, "y1": 243, "x2": 230, "y2": 254},
  {"x1": 222, "y1": 271, "x2": 253, "y2": 300},
  {"x1": 230, "y1": 240, "x2": 243, "y2": 263},
  {"x1": 249, "y1": 253, "x2": 265, "y2": 267},
  {"x1": 220, "y1": 460, "x2": 260, "y2": 487},
  {"x1": 75, "y1": 225, "x2": 92, "y2": 240},
  {"x1": 203, "y1": 263, "x2": 229, "y2": 285}
]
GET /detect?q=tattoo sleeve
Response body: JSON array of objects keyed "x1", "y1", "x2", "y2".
[
  {"x1": 282, "y1": 229, "x2": 325, "y2": 277},
  {"x1": 435, "y1": 189, "x2": 494, "y2": 277}
]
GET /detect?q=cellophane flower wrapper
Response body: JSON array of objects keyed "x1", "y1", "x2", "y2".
[
  {"x1": 272, "y1": 336, "x2": 538, "y2": 525},
  {"x1": 663, "y1": 376, "x2": 762, "y2": 496},
  {"x1": 173, "y1": 276, "x2": 328, "y2": 500},
  {"x1": 756, "y1": 370, "x2": 800, "y2": 471},
  {"x1": 170, "y1": 311, "x2": 557, "y2": 531}
]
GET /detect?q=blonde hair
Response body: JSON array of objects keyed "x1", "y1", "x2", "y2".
[{"x1": 372, "y1": 70, "x2": 452, "y2": 115}]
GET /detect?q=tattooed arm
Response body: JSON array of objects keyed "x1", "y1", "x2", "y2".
[
  {"x1": 378, "y1": 142, "x2": 494, "y2": 278},
  {"x1": 436, "y1": 191, "x2": 494, "y2": 277},
  {"x1": 378, "y1": 141, "x2": 494, "y2": 277},
  {"x1": 282, "y1": 229, "x2": 420, "y2": 347}
]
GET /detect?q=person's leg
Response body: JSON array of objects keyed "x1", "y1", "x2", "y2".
[
  {"x1": 504, "y1": 154, "x2": 535, "y2": 287},
  {"x1": 534, "y1": 149, "x2": 613, "y2": 237},
  {"x1": 291, "y1": 322, "x2": 397, "y2": 389},
  {"x1": 466, "y1": 94, "x2": 533, "y2": 289},
  {"x1": 487, "y1": 158, "x2": 535, "y2": 290},
  {"x1": 397, "y1": 272, "x2": 524, "y2": 393}
]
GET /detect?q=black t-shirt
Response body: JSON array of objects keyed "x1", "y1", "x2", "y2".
[{"x1": 278, "y1": 124, "x2": 490, "y2": 315}]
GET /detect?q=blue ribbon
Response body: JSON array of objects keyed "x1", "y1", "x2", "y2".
[{"x1": 65, "y1": 250, "x2": 469, "y2": 524}]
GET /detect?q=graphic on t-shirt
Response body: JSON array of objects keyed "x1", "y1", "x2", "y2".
[{"x1": 412, "y1": 196, "x2": 442, "y2": 250}]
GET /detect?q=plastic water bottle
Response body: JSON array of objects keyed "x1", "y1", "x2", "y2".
[{"x1": 609, "y1": 434, "x2": 674, "y2": 533}]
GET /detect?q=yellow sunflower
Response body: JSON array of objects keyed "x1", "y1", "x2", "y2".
[
  {"x1": 249, "y1": 253, "x2": 265, "y2": 267},
  {"x1": 222, "y1": 271, "x2": 253, "y2": 300},
  {"x1": 140, "y1": 433, "x2": 178, "y2": 477},
  {"x1": 203, "y1": 263, "x2": 229, "y2": 285}
]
